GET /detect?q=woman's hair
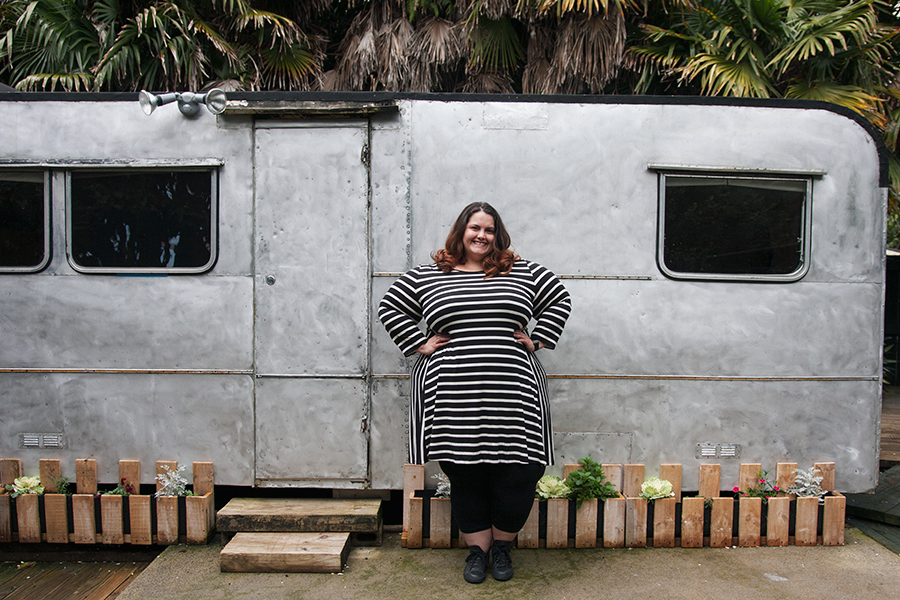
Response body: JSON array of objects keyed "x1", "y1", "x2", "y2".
[{"x1": 431, "y1": 202, "x2": 519, "y2": 277}]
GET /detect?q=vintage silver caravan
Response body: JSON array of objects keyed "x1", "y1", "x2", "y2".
[{"x1": 0, "y1": 92, "x2": 887, "y2": 494}]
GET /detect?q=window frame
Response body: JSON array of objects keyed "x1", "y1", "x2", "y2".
[
  {"x1": 65, "y1": 167, "x2": 219, "y2": 275},
  {"x1": 0, "y1": 169, "x2": 51, "y2": 274},
  {"x1": 655, "y1": 169, "x2": 814, "y2": 283}
]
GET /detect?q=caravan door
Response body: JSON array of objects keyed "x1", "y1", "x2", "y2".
[{"x1": 253, "y1": 121, "x2": 370, "y2": 487}]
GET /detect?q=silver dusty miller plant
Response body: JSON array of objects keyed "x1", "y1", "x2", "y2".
[
  {"x1": 155, "y1": 464, "x2": 193, "y2": 498},
  {"x1": 432, "y1": 473, "x2": 451, "y2": 498},
  {"x1": 786, "y1": 466, "x2": 825, "y2": 499}
]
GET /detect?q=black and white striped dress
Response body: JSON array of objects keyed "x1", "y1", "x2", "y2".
[{"x1": 379, "y1": 259, "x2": 572, "y2": 465}]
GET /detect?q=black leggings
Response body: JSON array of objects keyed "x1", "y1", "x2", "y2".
[{"x1": 439, "y1": 462, "x2": 545, "y2": 534}]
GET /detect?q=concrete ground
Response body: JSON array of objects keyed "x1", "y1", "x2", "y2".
[{"x1": 117, "y1": 528, "x2": 900, "y2": 600}]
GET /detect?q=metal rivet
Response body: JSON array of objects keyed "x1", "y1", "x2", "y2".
[{"x1": 265, "y1": 275, "x2": 276, "y2": 286}]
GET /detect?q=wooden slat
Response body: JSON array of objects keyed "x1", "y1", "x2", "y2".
[
  {"x1": 407, "y1": 494, "x2": 423, "y2": 549},
  {"x1": 575, "y1": 498, "x2": 598, "y2": 548},
  {"x1": 217, "y1": 498, "x2": 383, "y2": 533},
  {"x1": 766, "y1": 496, "x2": 790, "y2": 546},
  {"x1": 739, "y1": 463, "x2": 762, "y2": 492},
  {"x1": 517, "y1": 500, "x2": 539, "y2": 549},
  {"x1": 823, "y1": 493, "x2": 846, "y2": 546},
  {"x1": 660, "y1": 464, "x2": 682, "y2": 502},
  {"x1": 157, "y1": 496, "x2": 180, "y2": 545},
  {"x1": 653, "y1": 497, "x2": 676, "y2": 548},
  {"x1": 45, "y1": 494, "x2": 69, "y2": 544},
  {"x1": 0, "y1": 494, "x2": 10, "y2": 542},
  {"x1": 72, "y1": 494, "x2": 97, "y2": 544},
  {"x1": 623, "y1": 464, "x2": 644, "y2": 498},
  {"x1": 220, "y1": 532, "x2": 351, "y2": 573},
  {"x1": 603, "y1": 495, "x2": 625, "y2": 548},
  {"x1": 815, "y1": 462, "x2": 836, "y2": 492},
  {"x1": 795, "y1": 496, "x2": 819, "y2": 546},
  {"x1": 193, "y1": 462, "x2": 214, "y2": 496},
  {"x1": 186, "y1": 493, "x2": 214, "y2": 544},
  {"x1": 738, "y1": 497, "x2": 762, "y2": 547},
  {"x1": 776, "y1": 462, "x2": 798, "y2": 498},
  {"x1": 0, "y1": 458, "x2": 21, "y2": 487},
  {"x1": 16, "y1": 493, "x2": 41, "y2": 543},
  {"x1": 603, "y1": 464, "x2": 623, "y2": 494},
  {"x1": 710, "y1": 497, "x2": 733, "y2": 548},
  {"x1": 429, "y1": 498, "x2": 452, "y2": 549},
  {"x1": 402, "y1": 464, "x2": 424, "y2": 547},
  {"x1": 681, "y1": 497, "x2": 705, "y2": 548},
  {"x1": 101, "y1": 494, "x2": 125, "y2": 545},
  {"x1": 546, "y1": 498, "x2": 568, "y2": 549},
  {"x1": 698, "y1": 464, "x2": 721, "y2": 500},
  {"x1": 129, "y1": 495, "x2": 153, "y2": 545},
  {"x1": 119, "y1": 460, "x2": 141, "y2": 493},
  {"x1": 39, "y1": 459, "x2": 62, "y2": 493},
  {"x1": 76, "y1": 459, "x2": 97, "y2": 495},
  {"x1": 625, "y1": 497, "x2": 647, "y2": 548},
  {"x1": 156, "y1": 461, "x2": 178, "y2": 493}
]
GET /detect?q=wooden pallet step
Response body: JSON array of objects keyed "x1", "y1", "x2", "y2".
[
  {"x1": 220, "y1": 532, "x2": 351, "y2": 573},
  {"x1": 217, "y1": 498, "x2": 382, "y2": 545}
]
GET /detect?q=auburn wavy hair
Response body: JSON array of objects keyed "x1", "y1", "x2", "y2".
[{"x1": 431, "y1": 202, "x2": 519, "y2": 278}]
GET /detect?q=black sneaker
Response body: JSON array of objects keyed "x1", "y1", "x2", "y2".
[
  {"x1": 491, "y1": 540, "x2": 514, "y2": 581},
  {"x1": 463, "y1": 547, "x2": 489, "y2": 584}
]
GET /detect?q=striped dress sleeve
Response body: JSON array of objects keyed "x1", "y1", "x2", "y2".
[
  {"x1": 528, "y1": 261, "x2": 572, "y2": 350},
  {"x1": 378, "y1": 267, "x2": 429, "y2": 357}
]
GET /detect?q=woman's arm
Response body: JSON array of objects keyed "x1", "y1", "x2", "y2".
[
  {"x1": 378, "y1": 269, "x2": 430, "y2": 357},
  {"x1": 528, "y1": 261, "x2": 572, "y2": 350}
]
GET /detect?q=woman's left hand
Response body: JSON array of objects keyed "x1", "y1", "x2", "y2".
[{"x1": 514, "y1": 329, "x2": 541, "y2": 352}]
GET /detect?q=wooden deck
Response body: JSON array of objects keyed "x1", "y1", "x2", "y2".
[
  {"x1": 881, "y1": 387, "x2": 900, "y2": 463},
  {"x1": 0, "y1": 560, "x2": 148, "y2": 600}
]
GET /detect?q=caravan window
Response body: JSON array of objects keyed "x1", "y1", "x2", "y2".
[
  {"x1": 67, "y1": 170, "x2": 217, "y2": 274},
  {"x1": 658, "y1": 174, "x2": 810, "y2": 281},
  {"x1": 0, "y1": 171, "x2": 50, "y2": 272}
]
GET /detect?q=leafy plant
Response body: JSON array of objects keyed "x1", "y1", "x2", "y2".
[
  {"x1": 154, "y1": 464, "x2": 194, "y2": 498},
  {"x1": 104, "y1": 478, "x2": 135, "y2": 496},
  {"x1": 787, "y1": 467, "x2": 826, "y2": 499},
  {"x1": 565, "y1": 456, "x2": 618, "y2": 507},
  {"x1": 640, "y1": 477, "x2": 674, "y2": 501},
  {"x1": 49, "y1": 474, "x2": 71, "y2": 495},
  {"x1": 5, "y1": 476, "x2": 44, "y2": 498},
  {"x1": 536, "y1": 475, "x2": 571, "y2": 500},
  {"x1": 733, "y1": 470, "x2": 783, "y2": 503},
  {"x1": 432, "y1": 473, "x2": 451, "y2": 498}
]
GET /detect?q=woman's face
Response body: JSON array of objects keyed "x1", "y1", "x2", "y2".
[{"x1": 462, "y1": 210, "x2": 495, "y2": 263}]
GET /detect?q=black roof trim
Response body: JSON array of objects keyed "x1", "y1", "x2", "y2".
[{"x1": 0, "y1": 91, "x2": 887, "y2": 186}]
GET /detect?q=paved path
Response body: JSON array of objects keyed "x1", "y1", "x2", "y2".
[{"x1": 117, "y1": 529, "x2": 900, "y2": 600}]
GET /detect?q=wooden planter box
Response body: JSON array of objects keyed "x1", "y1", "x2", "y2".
[
  {"x1": 401, "y1": 461, "x2": 846, "y2": 549},
  {"x1": 0, "y1": 458, "x2": 215, "y2": 545}
]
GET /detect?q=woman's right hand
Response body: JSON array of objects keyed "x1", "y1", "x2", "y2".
[{"x1": 416, "y1": 333, "x2": 450, "y2": 356}]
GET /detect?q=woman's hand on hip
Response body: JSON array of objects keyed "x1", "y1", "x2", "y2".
[
  {"x1": 416, "y1": 334, "x2": 450, "y2": 356},
  {"x1": 514, "y1": 329, "x2": 541, "y2": 352}
]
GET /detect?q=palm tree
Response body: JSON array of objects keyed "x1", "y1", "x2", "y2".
[{"x1": 0, "y1": 0, "x2": 322, "y2": 92}]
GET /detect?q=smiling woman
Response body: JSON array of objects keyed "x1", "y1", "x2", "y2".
[{"x1": 379, "y1": 201, "x2": 572, "y2": 584}]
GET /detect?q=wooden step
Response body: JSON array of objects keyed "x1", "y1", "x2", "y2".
[
  {"x1": 217, "y1": 498, "x2": 383, "y2": 545},
  {"x1": 220, "y1": 532, "x2": 350, "y2": 573}
]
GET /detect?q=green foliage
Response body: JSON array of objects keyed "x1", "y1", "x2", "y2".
[
  {"x1": 536, "y1": 474, "x2": 571, "y2": 499},
  {"x1": 49, "y1": 474, "x2": 71, "y2": 495},
  {"x1": 639, "y1": 476, "x2": 674, "y2": 500},
  {"x1": 5, "y1": 476, "x2": 44, "y2": 498},
  {"x1": 734, "y1": 469, "x2": 783, "y2": 503},
  {"x1": 154, "y1": 464, "x2": 194, "y2": 498},
  {"x1": 565, "y1": 456, "x2": 618, "y2": 507},
  {"x1": 103, "y1": 478, "x2": 136, "y2": 496}
]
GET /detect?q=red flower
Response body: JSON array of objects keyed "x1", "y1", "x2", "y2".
[
  {"x1": 773, "y1": 486, "x2": 780, "y2": 492},
  {"x1": 733, "y1": 486, "x2": 740, "y2": 493}
]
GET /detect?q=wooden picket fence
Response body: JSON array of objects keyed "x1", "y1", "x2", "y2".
[
  {"x1": 0, "y1": 458, "x2": 215, "y2": 545},
  {"x1": 402, "y1": 462, "x2": 846, "y2": 549}
]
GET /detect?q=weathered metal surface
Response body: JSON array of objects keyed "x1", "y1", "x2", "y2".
[{"x1": 0, "y1": 95, "x2": 886, "y2": 492}]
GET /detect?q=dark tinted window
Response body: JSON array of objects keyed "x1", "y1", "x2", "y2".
[
  {"x1": 0, "y1": 171, "x2": 47, "y2": 270},
  {"x1": 660, "y1": 175, "x2": 808, "y2": 280},
  {"x1": 69, "y1": 171, "x2": 215, "y2": 272}
]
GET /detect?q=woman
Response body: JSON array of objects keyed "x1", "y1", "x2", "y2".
[{"x1": 379, "y1": 202, "x2": 571, "y2": 584}]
